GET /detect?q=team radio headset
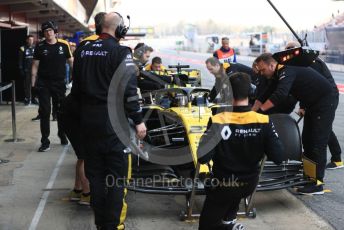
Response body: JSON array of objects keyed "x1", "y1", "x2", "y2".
[
  {"x1": 113, "y1": 12, "x2": 130, "y2": 39},
  {"x1": 39, "y1": 21, "x2": 58, "y2": 38}
]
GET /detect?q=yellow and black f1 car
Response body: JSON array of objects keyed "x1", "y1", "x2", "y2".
[{"x1": 126, "y1": 87, "x2": 310, "y2": 220}]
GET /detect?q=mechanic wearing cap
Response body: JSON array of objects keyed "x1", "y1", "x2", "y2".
[
  {"x1": 205, "y1": 57, "x2": 256, "y2": 103},
  {"x1": 197, "y1": 72, "x2": 283, "y2": 230},
  {"x1": 253, "y1": 53, "x2": 335, "y2": 195},
  {"x1": 72, "y1": 12, "x2": 146, "y2": 229},
  {"x1": 213, "y1": 37, "x2": 237, "y2": 64},
  {"x1": 285, "y1": 41, "x2": 343, "y2": 170},
  {"x1": 60, "y1": 11, "x2": 107, "y2": 205},
  {"x1": 31, "y1": 21, "x2": 73, "y2": 152}
]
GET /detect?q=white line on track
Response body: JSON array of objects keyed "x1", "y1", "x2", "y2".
[{"x1": 28, "y1": 145, "x2": 69, "y2": 230}]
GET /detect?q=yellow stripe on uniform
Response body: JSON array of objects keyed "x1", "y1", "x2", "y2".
[
  {"x1": 82, "y1": 34, "x2": 99, "y2": 42},
  {"x1": 118, "y1": 153, "x2": 131, "y2": 229},
  {"x1": 58, "y1": 38, "x2": 73, "y2": 57},
  {"x1": 212, "y1": 111, "x2": 269, "y2": 125}
]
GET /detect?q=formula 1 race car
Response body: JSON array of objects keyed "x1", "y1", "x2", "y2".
[
  {"x1": 126, "y1": 87, "x2": 310, "y2": 220},
  {"x1": 145, "y1": 63, "x2": 202, "y2": 87}
]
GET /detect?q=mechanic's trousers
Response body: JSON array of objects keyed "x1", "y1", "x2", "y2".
[
  {"x1": 84, "y1": 135, "x2": 131, "y2": 230},
  {"x1": 37, "y1": 80, "x2": 66, "y2": 146},
  {"x1": 199, "y1": 176, "x2": 258, "y2": 230},
  {"x1": 23, "y1": 71, "x2": 32, "y2": 101},
  {"x1": 59, "y1": 95, "x2": 84, "y2": 159},
  {"x1": 328, "y1": 93, "x2": 341, "y2": 162},
  {"x1": 302, "y1": 93, "x2": 336, "y2": 181}
]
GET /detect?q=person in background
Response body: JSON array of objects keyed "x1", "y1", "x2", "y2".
[
  {"x1": 145, "y1": 56, "x2": 166, "y2": 71},
  {"x1": 19, "y1": 35, "x2": 36, "y2": 105},
  {"x1": 213, "y1": 37, "x2": 237, "y2": 64},
  {"x1": 31, "y1": 21, "x2": 73, "y2": 152}
]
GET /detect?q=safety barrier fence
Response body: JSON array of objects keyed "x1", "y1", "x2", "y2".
[{"x1": 0, "y1": 81, "x2": 24, "y2": 142}]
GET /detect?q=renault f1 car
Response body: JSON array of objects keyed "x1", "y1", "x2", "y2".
[
  {"x1": 145, "y1": 63, "x2": 202, "y2": 87},
  {"x1": 126, "y1": 87, "x2": 310, "y2": 220}
]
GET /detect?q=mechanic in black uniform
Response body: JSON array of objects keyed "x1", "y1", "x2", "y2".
[
  {"x1": 31, "y1": 21, "x2": 73, "y2": 152},
  {"x1": 205, "y1": 57, "x2": 256, "y2": 103},
  {"x1": 253, "y1": 53, "x2": 336, "y2": 194},
  {"x1": 252, "y1": 60, "x2": 297, "y2": 114},
  {"x1": 197, "y1": 72, "x2": 283, "y2": 230},
  {"x1": 72, "y1": 12, "x2": 146, "y2": 229},
  {"x1": 133, "y1": 43, "x2": 167, "y2": 92},
  {"x1": 60, "y1": 11, "x2": 106, "y2": 205},
  {"x1": 19, "y1": 34, "x2": 36, "y2": 105},
  {"x1": 285, "y1": 41, "x2": 343, "y2": 170}
]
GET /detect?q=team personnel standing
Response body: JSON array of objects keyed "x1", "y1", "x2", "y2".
[
  {"x1": 198, "y1": 72, "x2": 283, "y2": 230},
  {"x1": 31, "y1": 21, "x2": 73, "y2": 152},
  {"x1": 19, "y1": 35, "x2": 36, "y2": 105},
  {"x1": 253, "y1": 53, "x2": 336, "y2": 194},
  {"x1": 285, "y1": 41, "x2": 343, "y2": 169},
  {"x1": 72, "y1": 12, "x2": 146, "y2": 229},
  {"x1": 205, "y1": 57, "x2": 255, "y2": 102},
  {"x1": 213, "y1": 37, "x2": 237, "y2": 64},
  {"x1": 61, "y1": 11, "x2": 107, "y2": 205}
]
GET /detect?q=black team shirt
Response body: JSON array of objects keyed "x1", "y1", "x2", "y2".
[{"x1": 33, "y1": 39, "x2": 72, "y2": 81}]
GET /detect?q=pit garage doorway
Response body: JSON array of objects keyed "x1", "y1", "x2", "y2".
[{"x1": 0, "y1": 27, "x2": 27, "y2": 103}]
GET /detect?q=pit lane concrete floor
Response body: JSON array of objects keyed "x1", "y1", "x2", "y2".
[{"x1": 0, "y1": 104, "x2": 334, "y2": 230}]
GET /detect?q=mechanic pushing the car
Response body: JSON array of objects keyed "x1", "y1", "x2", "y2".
[
  {"x1": 205, "y1": 57, "x2": 256, "y2": 103},
  {"x1": 72, "y1": 12, "x2": 146, "y2": 229},
  {"x1": 251, "y1": 60, "x2": 297, "y2": 115},
  {"x1": 31, "y1": 21, "x2": 73, "y2": 152},
  {"x1": 285, "y1": 41, "x2": 343, "y2": 170},
  {"x1": 213, "y1": 37, "x2": 237, "y2": 64},
  {"x1": 253, "y1": 53, "x2": 336, "y2": 195},
  {"x1": 197, "y1": 72, "x2": 284, "y2": 230}
]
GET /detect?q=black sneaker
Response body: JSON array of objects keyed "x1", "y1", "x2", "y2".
[
  {"x1": 38, "y1": 145, "x2": 50, "y2": 152},
  {"x1": 31, "y1": 115, "x2": 40, "y2": 121},
  {"x1": 326, "y1": 161, "x2": 344, "y2": 170},
  {"x1": 24, "y1": 98, "x2": 30, "y2": 106},
  {"x1": 223, "y1": 222, "x2": 245, "y2": 230},
  {"x1": 31, "y1": 98, "x2": 39, "y2": 105},
  {"x1": 297, "y1": 181, "x2": 324, "y2": 195},
  {"x1": 60, "y1": 137, "x2": 68, "y2": 145}
]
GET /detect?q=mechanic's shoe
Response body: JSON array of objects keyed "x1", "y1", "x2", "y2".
[
  {"x1": 297, "y1": 181, "x2": 324, "y2": 195},
  {"x1": 31, "y1": 98, "x2": 39, "y2": 105},
  {"x1": 78, "y1": 193, "x2": 90, "y2": 206},
  {"x1": 38, "y1": 145, "x2": 50, "y2": 152},
  {"x1": 231, "y1": 223, "x2": 245, "y2": 230},
  {"x1": 69, "y1": 189, "x2": 82, "y2": 201},
  {"x1": 326, "y1": 161, "x2": 344, "y2": 170},
  {"x1": 31, "y1": 115, "x2": 40, "y2": 121},
  {"x1": 24, "y1": 98, "x2": 30, "y2": 106}
]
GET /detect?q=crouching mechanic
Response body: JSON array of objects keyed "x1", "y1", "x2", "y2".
[
  {"x1": 72, "y1": 12, "x2": 146, "y2": 229},
  {"x1": 197, "y1": 72, "x2": 283, "y2": 230}
]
